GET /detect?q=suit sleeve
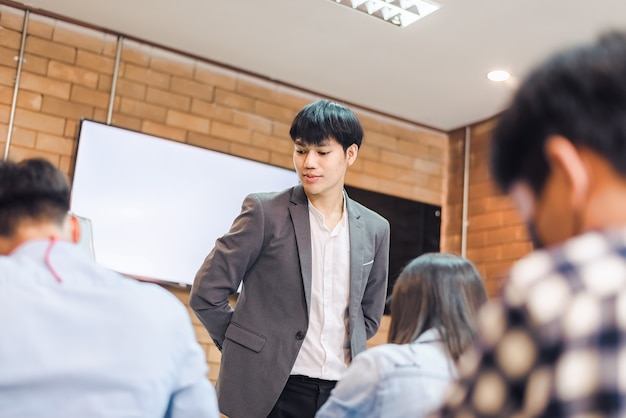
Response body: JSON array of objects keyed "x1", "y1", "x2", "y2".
[
  {"x1": 362, "y1": 218, "x2": 390, "y2": 339},
  {"x1": 189, "y1": 194, "x2": 266, "y2": 349}
]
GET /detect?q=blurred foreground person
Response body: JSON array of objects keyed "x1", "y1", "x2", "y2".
[
  {"x1": 438, "y1": 31, "x2": 626, "y2": 417},
  {"x1": 0, "y1": 158, "x2": 218, "y2": 418}
]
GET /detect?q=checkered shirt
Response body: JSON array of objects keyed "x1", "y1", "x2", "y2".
[{"x1": 436, "y1": 228, "x2": 626, "y2": 417}]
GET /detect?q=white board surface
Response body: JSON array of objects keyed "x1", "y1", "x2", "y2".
[{"x1": 70, "y1": 120, "x2": 298, "y2": 286}]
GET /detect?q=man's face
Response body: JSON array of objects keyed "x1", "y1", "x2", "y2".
[
  {"x1": 509, "y1": 174, "x2": 580, "y2": 249},
  {"x1": 292, "y1": 137, "x2": 357, "y2": 199}
]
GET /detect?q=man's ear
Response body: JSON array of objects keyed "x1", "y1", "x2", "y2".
[
  {"x1": 544, "y1": 135, "x2": 589, "y2": 208},
  {"x1": 346, "y1": 143, "x2": 358, "y2": 165}
]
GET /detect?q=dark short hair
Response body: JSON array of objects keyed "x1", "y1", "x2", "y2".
[
  {"x1": 388, "y1": 253, "x2": 487, "y2": 360},
  {"x1": 0, "y1": 158, "x2": 70, "y2": 236},
  {"x1": 491, "y1": 31, "x2": 626, "y2": 194},
  {"x1": 289, "y1": 99, "x2": 363, "y2": 151}
]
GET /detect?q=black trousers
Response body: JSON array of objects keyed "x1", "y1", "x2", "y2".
[{"x1": 267, "y1": 374, "x2": 337, "y2": 418}]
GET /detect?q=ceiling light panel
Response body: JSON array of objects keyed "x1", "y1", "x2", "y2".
[{"x1": 332, "y1": 0, "x2": 442, "y2": 27}]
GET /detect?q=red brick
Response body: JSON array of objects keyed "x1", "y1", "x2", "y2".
[
  {"x1": 7, "y1": 145, "x2": 60, "y2": 164},
  {"x1": 26, "y1": 15, "x2": 54, "y2": 40},
  {"x1": 0, "y1": 45, "x2": 17, "y2": 68},
  {"x1": 255, "y1": 101, "x2": 295, "y2": 124},
  {"x1": 65, "y1": 119, "x2": 78, "y2": 138},
  {"x1": 274, "y1": 87, "x2": 314, "y2": 111},
  {"x1": 271, "y1": 121, "x2": 291, "y2": 139},
  {"x1": 210, "y1": 121, "x2": 250, "y2": 143},
  {"x1": 150, "y1": 52, "x2": 194, "y2": 78},
  {"x1": 0, "y1": 9, "x2": 24, "y2": 32},
  {"x1": 171, "y1": 76, "x2": 214, "y2": 101},
  {"x1": 121, "y1": 41, "x2": 150, "y2": 67},
  {"x1": 0, "y1": 27, "x2": 21, "y2": 49},
  {"x1": 145, "y1": 86, "x2": 190, "y2": 112},
  {"x1": 187, "y1": 131, "x2": 230, "y2": 154},
  {"x1": 52, "y1": 22, "x2": 110, "y2": 53},
  {"x1": 22, "y1": 53, "x2": 49, "y2": 76},
  {"x1": 236, "y1": 75, "x2": 278, "y2": 101},
  {"x1": 269, "y1": 152, "x2": 294, "y2": 171},
  {"x1": 111, "y1": 113, "x2": 142, "y2": 131},
  {"x1": 194, "y1": 62, "x2": 236, "y2": 90},
  {"x1": 14, "y1": 108, "x2": 65, "y2": 135},
  {"x1": 214, "y1": 88, "x2": 255, "y2": 112},
  {"x1": 70, "y1": 85, "x2": 109, "y2": 108},
  {"x1": 116, "y1": 78, "x2": 146, "y2": 100},
  {"x1": 190, "y1": 99, "x2": 233, "y2": 123},
  {"x1": 119, "y1": 97, "x2": 167, "y2": 123},
  {"x1": 25, "y1": 36, "x2": 75, "y2": 64},
  {"x1": 364, "y1": 131, "x2": 397, "y2": 151},
  {"x1": 98, "y1": 74, "x2": 112, "y2": 92},
  {"x1": 251, "y1": 132, "x2": 291, "y2": 153},
  {"x1": 233, "y1": 111, "x2": 272, "y2": 134},
  {"x1": 9, "y1": 126, "x2": 36, "y2": 148},
  {"x1": 36, "y1": 132, "x2": 74, "y2": 154},
  {"x1": 20, "y1": 71, "x2": 71, "y2": 99},
  {"x1": 48, "y1": 60, "x2": 98, "y2": 88},
  {"x1": 141, "y1": 120, "x2": 187, "y2": 143},
  {"x1": 15, "y1": 90, "x2": 42, "y2": 110},
  {"x1": 76, "y1": 50, "x2": 115, "y2": 73},
  {"x1": 165, "y1": 109, "x2": 210, "y2": 134},
  {"x1": 123, "y1": 63, "x2": 170, "y2": 89},
  {"x1": 41, "y1": 96, "x2": 93, "y2": 120},
  {"x1": 231, "y1": 143, "x2": 271, "y2": 164}
]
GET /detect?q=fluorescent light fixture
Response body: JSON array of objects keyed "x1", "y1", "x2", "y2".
[
  {"x1": 332, "y1": 0, "x2": 442, "y2": 27},
  {"x1": 487, "y1": 70, "x2": 510, "y2": 82}
]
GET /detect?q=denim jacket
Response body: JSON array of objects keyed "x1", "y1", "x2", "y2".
[{"x1": 316, "y1": 328, "x2": 457, "y2": 418}]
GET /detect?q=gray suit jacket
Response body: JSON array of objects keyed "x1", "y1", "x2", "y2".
[{"x1": 190, "y1": 185, "x2": 390, "y2": 418}]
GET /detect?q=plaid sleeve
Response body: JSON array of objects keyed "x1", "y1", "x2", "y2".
[{"x1": 435, "y1": 297, "x2": 563, "y2": 417}]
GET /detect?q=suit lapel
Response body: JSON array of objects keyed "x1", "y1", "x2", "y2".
[
  {"x1": 347, "y1": 196, "x2": 365, "y2": 307},
  {"x1": 289, "y1": 186, "x2": 312, "y2": 313}
]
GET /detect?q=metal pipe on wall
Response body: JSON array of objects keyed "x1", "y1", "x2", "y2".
[
  {"x1": 106, "y1": 36, "x2": 123, "y2": 125},
  {"x1": 3, "y1": 9, "x2": 29, "y2": 161},
  {"x1": 461, "y1": 125, "x2": 471, "y2": 257}
]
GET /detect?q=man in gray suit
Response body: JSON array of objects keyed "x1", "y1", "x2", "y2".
[{"x1": 190, "y1": 99, "x2": 390, "y2": 418}]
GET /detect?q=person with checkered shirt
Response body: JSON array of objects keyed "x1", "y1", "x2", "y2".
[{"x1": 436, "y1": 31, "x2": 626, "y2": 417}]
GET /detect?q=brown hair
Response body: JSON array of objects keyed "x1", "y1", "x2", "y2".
[{"x1": 387, "y1": 253, "x2": 487, "y2": 361}]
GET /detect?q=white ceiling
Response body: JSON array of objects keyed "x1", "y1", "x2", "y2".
[{"x1": 18, "y1": 0, "x2": 626, "y2": 131}]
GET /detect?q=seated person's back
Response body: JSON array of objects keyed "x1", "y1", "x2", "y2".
[
  {"x1": 0, "y1": 158, "x2": 219, "y2": 418},
  {"x1": 316, "y1": 253, "x2": 487, "y2": 418}
]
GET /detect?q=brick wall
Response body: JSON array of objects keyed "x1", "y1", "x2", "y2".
[
  {"x1": 0, "y1": 5, "x2": 447, "y2": 385},
  {"x1": 442, "y1": 119, "x2": 533, "y2": 296}
]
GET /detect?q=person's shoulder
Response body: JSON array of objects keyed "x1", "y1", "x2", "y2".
[
  {"x1": 0, "y1": 255, "x2": 22, "y2": 277},
  {"x1": 507, "y1": 229, "x2": 626, "y2": 296},
  {"x1": 356, "y1": 343, "x2": 413, "y2": 366},
  {"x1": 111, "y1": 275, "x2": 190, "y2": 320},
  {"x1": 346, "y1": 197, "x2": 389, "y2": 226},
  {"x1": 246, "y1": 185, "x2": 300, "y2": 205}
]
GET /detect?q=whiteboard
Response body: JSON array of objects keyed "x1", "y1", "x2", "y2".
[{"x1": 70, "y1": 120, "x2": 299, "y2": 286}]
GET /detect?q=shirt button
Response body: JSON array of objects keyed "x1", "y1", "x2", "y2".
[{"x1": 295, "y1": 331, "x2": 305, "y2": 340}]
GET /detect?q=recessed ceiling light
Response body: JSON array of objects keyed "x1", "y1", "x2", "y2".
[
  {"x1": 487, "y1": 70, "x2": 510, "y2": 82},
  {"x1": 331, "y1": 0, "x2": 442, "y2": 28}
]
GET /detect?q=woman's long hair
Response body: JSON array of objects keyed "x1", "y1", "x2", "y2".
[{"x1": 387, "y1": 253, "x2": 487, "y2": 361}]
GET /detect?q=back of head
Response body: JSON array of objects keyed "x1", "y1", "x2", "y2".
[
  {"x1": 491, "y1": 31, "x2": 626, "y2": 194},
  {"x1": 388, "y1": 253, "x2": 487, "y2": 360},
  {"x1": 0, "y1": 158, "x2": 70, "y2": 237},
  {"x1": 289, "y1": 99, "x2": 363, "y2": 151}
]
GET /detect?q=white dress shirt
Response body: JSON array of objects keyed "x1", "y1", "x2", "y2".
[{"x1": 291, "y1": 199, "x2": 351, "y2": 380}]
